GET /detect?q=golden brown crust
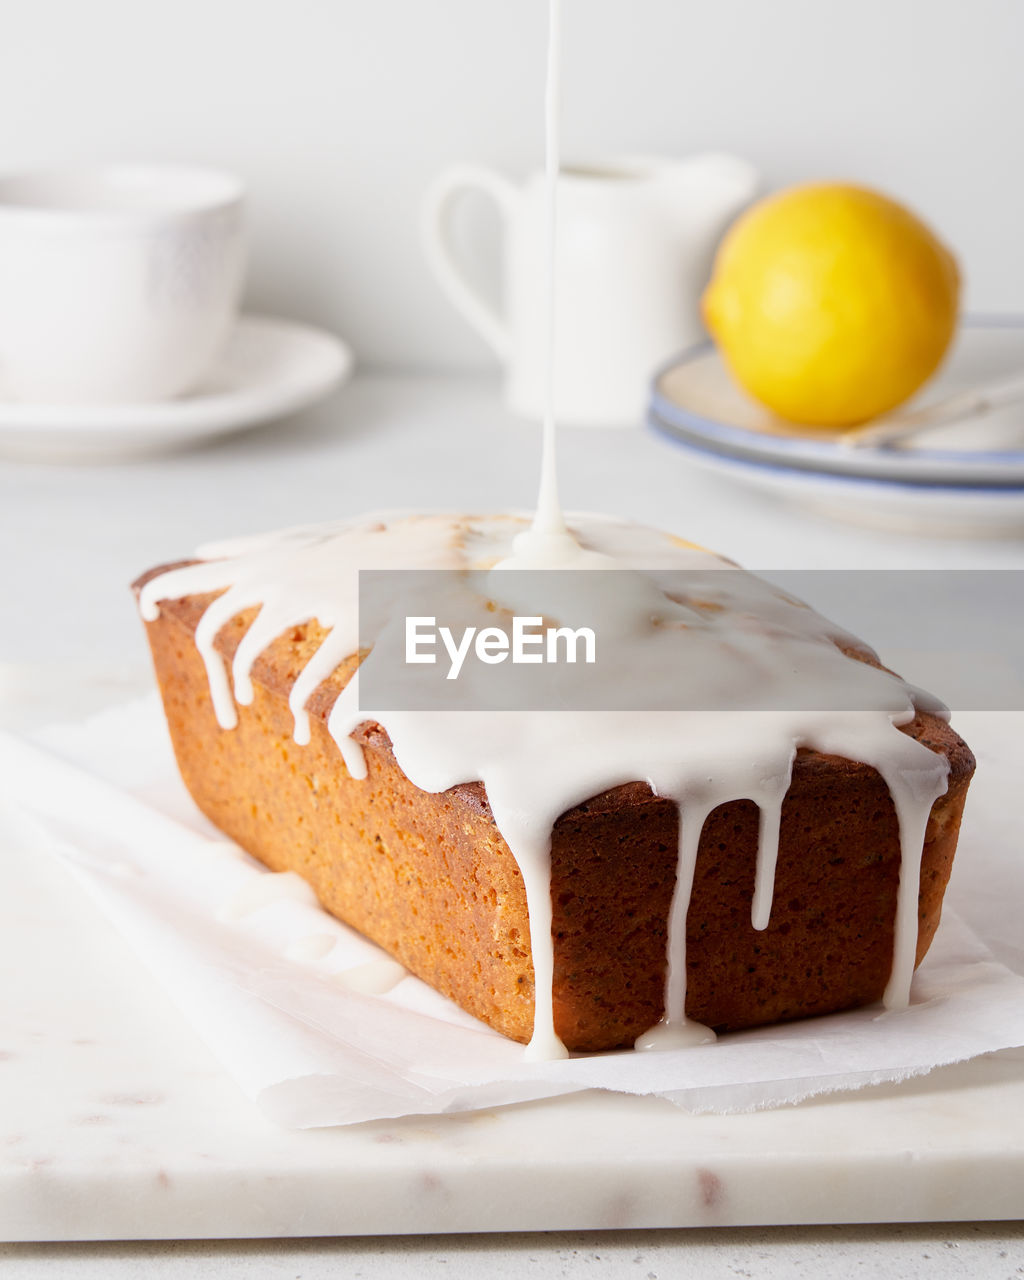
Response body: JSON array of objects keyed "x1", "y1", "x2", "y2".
[{"x1": 135, "y1": 567, "x2": 975, "y2": 1051}]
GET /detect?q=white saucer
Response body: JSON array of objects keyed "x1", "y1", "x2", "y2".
[
  {"x1": 649, "y1": 320, "x2": 1024, "y2": 535},
  {"x1": 661, "y1": 444, "x2": 1024, "y2": 536},
  {"x1": 650, "y1": 322, "x2": 1024, "y2": 483},
  {"x1": 0, "y1": 315, "x2": 353, "y2": 463}
]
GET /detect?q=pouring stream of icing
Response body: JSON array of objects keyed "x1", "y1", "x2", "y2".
[{"x1": 499, "y1": 0, "x2": 585, "y2": 576}]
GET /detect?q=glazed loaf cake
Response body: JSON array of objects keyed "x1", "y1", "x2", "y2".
[{"x1": 134, "y1": 514, "x2": 974, "y2": 1054}]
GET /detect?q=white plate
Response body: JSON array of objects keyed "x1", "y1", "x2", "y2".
[
  {"x1": 658, "y1": 442, "x2": 1024, "y2": 536},
  {"x1": 649, "y1": 321, "x2": 1024, "y2": 534},
  {"x1": 650, "y1": 321, "x2": 1024, "y2": 487},
  {"x1": 0, "y1": 314, "x2": 353, "y2": 463}
]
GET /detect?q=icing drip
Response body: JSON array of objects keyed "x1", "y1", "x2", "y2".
[
  {"x1": 220, "y1": 869, "x2": 320, "y2": 921},
  {"x1": 635, "y1": 802, "x2": 718, "y2": 1051},
  {"x1": 285, "y1": 933, "x2": 337, "y2": 963},
  {"x1": 336, "y1": 959, "x2": 408, "y2": 996},
  {"x1": 139, "y1": 511, "x2": 952, "y2": 1058}
]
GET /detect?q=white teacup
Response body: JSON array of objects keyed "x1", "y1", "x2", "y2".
[
  {"x1": 423, "y1": 154, "x2": 759, "y2": 427},
  {"x1": 0, "y1": 165, "x2": 246, "y2": 404}
]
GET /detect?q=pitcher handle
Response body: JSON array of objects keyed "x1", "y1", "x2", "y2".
[{"x1": 421, "y1": 165, "x2": 519, "y2": 362}]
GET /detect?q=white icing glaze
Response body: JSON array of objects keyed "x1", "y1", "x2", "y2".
[
  {"x1": 139, "y1": 511, "x2": 951, "y2": 1059},
  {"x1": 219, "y1": 869, "x2": 320, "y2": 921},
  {"x1": 284, "y1": 933, "x2": 338, "y2": 964},
  {"x1": 336, "y1": 959, "x2": 408, "y2": 996}
]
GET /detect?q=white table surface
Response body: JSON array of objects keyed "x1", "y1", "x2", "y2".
[{"x1": 1, "y1": 374, "x2": 1022, "y2": 1277}]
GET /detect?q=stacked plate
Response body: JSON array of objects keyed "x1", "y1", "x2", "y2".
[{"x1": 648, "y1": 322, "x2": 1024, "y2": 535}]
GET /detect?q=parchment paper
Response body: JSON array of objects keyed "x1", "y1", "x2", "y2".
[{"x1": 2, "y1": 697, "x2": 1022, "y2": 1128}]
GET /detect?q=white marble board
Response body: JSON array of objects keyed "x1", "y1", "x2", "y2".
[{"x1": 2, "y1": 734, "x2": 1024, "y2": 1241}]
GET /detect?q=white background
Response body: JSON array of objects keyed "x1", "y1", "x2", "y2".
[{"x1": 2, "y1": 0, "x2": 1021, "y2": 370}]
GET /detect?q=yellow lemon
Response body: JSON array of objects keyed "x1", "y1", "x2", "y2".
[{"x1": 702, "y1": 183, "x2": 960, "y2": 427}]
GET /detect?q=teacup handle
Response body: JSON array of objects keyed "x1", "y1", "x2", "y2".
[{"x1": 421, "y1": 165, "x2": 519, "y2": 362}]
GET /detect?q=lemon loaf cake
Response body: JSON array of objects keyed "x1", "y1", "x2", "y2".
[{"x1": 135, "y1": 513, "x2": 974, "y2": 1057}]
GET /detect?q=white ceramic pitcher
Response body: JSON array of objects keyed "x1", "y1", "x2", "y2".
[{"x1": 422, "y1": 153, "x2": 758, "y2": 427}]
